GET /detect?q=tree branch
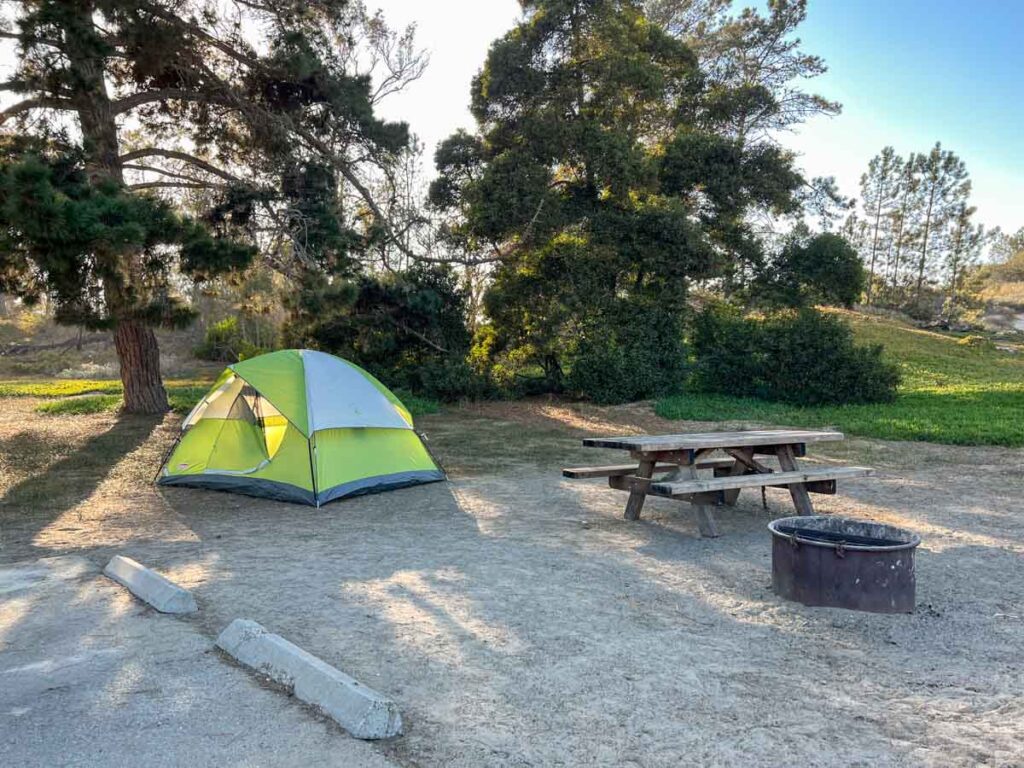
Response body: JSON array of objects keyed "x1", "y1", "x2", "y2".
[
  {"x1": 135, "y1": 3, "x2": 261, "y2": 69},
  {"x1": 380, "y1": 313, "x2": 450, "y2": 354},
  {"x1": 410, "y1": 251, "x2": 505, "y2": 267},
  {"x1": 0, "y1": 97, "x2": 74, "y2": 124},
  {"x1": 111, "y1": 88, "x2": 229, "y2": 115},
  {"x1": 119, "y1": 148, "x2": 241, "y2": 183},
  {"x1": 0, "y1": 31, "x2": 63, "y2": 48},
  {"x1": 123, "y1": 163, "x2": 214, "y2": 184},
  {"x1": 129, "y1": 180, "x2": 226, "y2": 191}
]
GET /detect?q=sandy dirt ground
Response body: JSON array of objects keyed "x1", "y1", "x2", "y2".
[
  {"x1": 1, "y1": 396, "x2": 1023, "y2": 766},
  {"x1": 0, "y1": 556, "x2": 396, "y2": 768}
]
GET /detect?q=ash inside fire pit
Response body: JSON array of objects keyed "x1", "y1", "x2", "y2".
[{"x1": 768, "y1": 516, "x2": 921, "y2": 614}]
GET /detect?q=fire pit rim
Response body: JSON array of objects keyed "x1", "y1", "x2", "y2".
[{"x1": 768, "y1": 515, "x2": 921, "y2": 554}]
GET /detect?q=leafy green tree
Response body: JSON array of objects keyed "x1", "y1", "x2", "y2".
[
  {"x1": 753, "y1": 229, "x2": 864, "y2": 309},
  {"x1": 0, "y1": 134, "x2": 255, "y2": 409},
  {"x1": 788, "y1": 232, "x2": 865, "y2": 308},
  {"x1": 430, "y1": 0, "x2": 808, "y2": 399},
  {"x1": 282, "y1": 264, "x2": 481, "y2": 400},
  {"x1": 0, "y1": 0, "x2": 412, "y2": 411}
]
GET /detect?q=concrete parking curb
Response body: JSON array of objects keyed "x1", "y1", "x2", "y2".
[
  {"x1": 216, "y1": 619, "x2": 402, "y2": 740},
  {"x1": 103, "y1": 555, "x2": 198, "y2": 614}
]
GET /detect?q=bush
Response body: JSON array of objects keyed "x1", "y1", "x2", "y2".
[
  {"x1": 565, "y1": 309, "x2": 688, "y2": 405},
  {"x1": 957, "y1": 334, "x2": 995, "y2": 349},
  {"x1": 194, "y1": 316, "x2": 274, "y2": 362},
  {"x1": 391, "y1": 357, "x2": 492, "y2": 402},
  {"x1": 283, "y1": 264, "x2": 489, "y2": 402},
  {"x1": 753, "y1": 231, "x2": 865, "y2": 309},
  {"x1": 692, "y1": 306, "x2": 900, "y2": 405}
]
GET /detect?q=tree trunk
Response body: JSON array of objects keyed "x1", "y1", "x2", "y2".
[
  {"x1": 867, "y1": 184, "x2": 884, "y2": 305},
  {"x1": 947, "y1": 259, "x2": 959, "y2": 318},
  {"x1": 946, "y1": 220, "x2": 965, "y2": 319},
  {"x1": 915, "y1": 189, "x2": 936, "y2": 303},
  {"x1": 65, "y1": 1, "x2": 168, "y2": 414},
  {"x1": 890, "y1": 180, "x2": 911, "y2": 299},
  {"x1": 115, "y1": 320, "x2": 169, "y2": 413}
]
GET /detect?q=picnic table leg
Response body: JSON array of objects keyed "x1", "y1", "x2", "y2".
[
  {"x1": 776, "y1": 444, "x2": 815, "y2": 516},
  {"x1": 623, "y1": 458, "x2": 656, "y2": 521},
  {"x1": 682, "y1": 461, "x2": 721, "y2": 538}
]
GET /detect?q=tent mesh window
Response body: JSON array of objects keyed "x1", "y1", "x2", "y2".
[{"x1": 227, "y1": 385, "x2": 260, "y2": 424}]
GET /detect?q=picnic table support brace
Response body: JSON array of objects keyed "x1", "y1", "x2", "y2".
[
  {"x1": 721, "y1": 448, "x2": 756, "y2": 506},
  {"x1": 776, "y1": 444, "x2": 815, "y2": 516}
]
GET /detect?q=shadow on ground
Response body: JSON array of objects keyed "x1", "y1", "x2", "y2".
[
  {"x1": 1, "y1": 397, "x2": 1022, "y2": 766},
  {"x1": 0, "y1": 413, "x2": 162, "y2": 559}
]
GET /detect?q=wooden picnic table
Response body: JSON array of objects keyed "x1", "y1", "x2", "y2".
[{"x1": 563, "y1": 429, "x2": 872, "y2": 538}]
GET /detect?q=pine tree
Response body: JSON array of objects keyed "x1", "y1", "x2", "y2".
[
  {"x1": 430, "y1": 0, "x2": 808, "y2": 395},
  {"x1": 910, "y1": 143, "x2": 970, "y2": 306},
  {"x1": 692, "y1": 0, "x2": 841, "y2": 146},
  {"x1": 859, "y1": 147, "x2": 902, "y2": 304},
  {"x1": 645, "y1": 0, "x2": 840, "y2": 147},
  {"x1": 886, "y1": 155, "x2": 918, "y2": 302},
  {"x1": 0, "y1": 0, "x2": 412, "y2": 412},
  {"x1": 643, "y1": 0, "x2": 730, "y2": 38},
  {"x1": 943, "y1": 203, "x2": 985, "y2": 318}
]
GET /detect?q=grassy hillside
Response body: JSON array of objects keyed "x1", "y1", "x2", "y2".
[
  {"x1": 657, "y1": 309, "x2": 1024, "y2": 447},
  {"x1": 3, "y1": 309, "x2": 1020, "y2": 445}
]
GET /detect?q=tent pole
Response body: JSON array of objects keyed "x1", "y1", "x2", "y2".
[
  {"x1": 417, "y1": 430, "x2": 448, "y2": 480},
  {"x1": 152, "y1": 433, "x2": 182, "y2": 483},
  {"x1": 307, "y1": 431, "x2": 319, "y2": 507}
]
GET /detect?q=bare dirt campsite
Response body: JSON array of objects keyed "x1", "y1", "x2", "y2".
[
  {"x1": 1, "y1": 0, "x2": 1023, "y2": 764},
  {"x1": 2, "y1": 395, "x2": 1022, "y2": 767}
]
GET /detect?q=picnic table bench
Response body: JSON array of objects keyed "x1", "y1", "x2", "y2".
[{"x1": 563, "y1": 429, "x2": 873, "y2": 538}]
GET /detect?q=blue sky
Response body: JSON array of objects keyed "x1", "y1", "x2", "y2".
[
  {"x1": 786, "y1": 0, "x2": 1024, "y2": 234},
  {"x1": 372, "y1": 0, "x2": 1022, "y2": 235},
  {"x1": 1, "y1": 1, "x2": 1015, "y2": 233}
]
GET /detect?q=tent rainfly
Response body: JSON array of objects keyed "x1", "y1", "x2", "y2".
[{"x1": 157, "y1": 350, "x2": 445, "y2": 506}]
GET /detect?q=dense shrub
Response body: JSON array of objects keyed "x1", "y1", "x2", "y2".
[
  {"x1": 470, "y1": 301, "x2": 688, "y2": 405},
  {"x1": 565, "y1": 310, "x2": 688, "y2": 405},
  {"x1": 692, "y1": 306, "x2": 900, "y2": 405},
  {"x1": 754, "y1": 232, "x2": 865, "y2": 309},
  {"x1": 283, "y1": 264, "x2": 491, "y2": 402}
]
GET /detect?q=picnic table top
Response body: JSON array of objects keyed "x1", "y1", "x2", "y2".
[{"x1": 582, "y1": 429, "x2": 844, "y2": 453}]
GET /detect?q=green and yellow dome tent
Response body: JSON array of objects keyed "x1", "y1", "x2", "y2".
[{"x1": 157, "y1": 350, "x2": 445, "y2": 506}]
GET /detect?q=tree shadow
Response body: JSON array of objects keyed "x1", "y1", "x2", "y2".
[{"x1": 0, "y1": 413, "x2": 163, "y2": 562}]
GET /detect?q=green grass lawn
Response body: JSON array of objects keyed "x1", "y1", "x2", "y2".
[
  {"x1": 0, "y1": 379, "x2": 126, "y2": 398},
  {"x1": 657, "y1": 310, "x2": 1024, "y2": 447},
  {"x1": 0, "y1": 379, "x2": 211, "y2": 415}
]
